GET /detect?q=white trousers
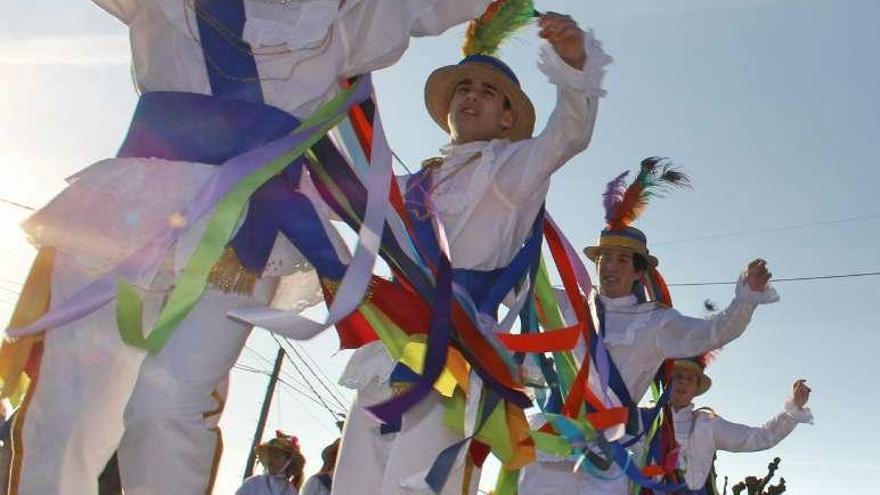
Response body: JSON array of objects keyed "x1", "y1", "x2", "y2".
[
  {"x1": 333, "y1": 386, "x2": 479, "y2": 495},
  {"x1": 518, "y1": 459, "x2": 628, "y2": 495},
  {"x1": 14, "y1": 253, "x2": 271, "y2": 495},
  {"x1": 331, "y1": 381, "x2": 395, "y2": 495}
]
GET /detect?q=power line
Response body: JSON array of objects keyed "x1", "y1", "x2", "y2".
[
  {"x1": 243, "y1": 345, "x2": 310, "y2": 390},
  {"x1": 0, "y1": 198, "x2": 36, "y2": 212},
  {"x1": 232, "y1": 364, "x2": 328, "y2": 411},
  {"x1": 667, "y1": 270, "x2": 880, "y2": 287},
  {"x1": 275, "y1": 372, "x2": 283, "y2": 426},
  {"x1": 269, "y1": 334, "x2": 346, "y2": 419},
  {"x1": 234, "y1": 364, "x2": 338, "y2": 438},
  {"x1": 233, "y1": 363, "x2": 319, "y2": 408},
  {"x1": 278, "y1": 337, "x2": 349, "y2": 412},
  {"x1": 653, "y1": 212, "x2": 880, "y2": 246},
  {"x1": 0, "y1": 286, "x2": 20, "y2": 296},
  {"x1": 275, "y1": 378, "x2": 339, "y2": 434}
]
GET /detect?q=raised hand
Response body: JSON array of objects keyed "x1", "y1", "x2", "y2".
[
  {"x1": 538, "y1": 12, "x2": 587, "y2": 70},
  {"x1": 743, "y1": 258, "x2": 772, "y2": 292},
  {"x1": 793, "y1": 379, "x2": 811, "y2": 408}
]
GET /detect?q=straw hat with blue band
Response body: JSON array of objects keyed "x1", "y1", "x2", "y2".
[
  {"x1": 425, "y1": 54, "x2": 536, "y2": 142},
  {"x1": 424, "y1": 1, "x2": 539, "y2": 142}
]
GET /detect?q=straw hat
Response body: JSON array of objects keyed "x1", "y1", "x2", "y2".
[
  {"x1": 424, "y1": 54, "x2": 535, "y2": 142},
  {"x1": 583, "y1": 226, "x2": 659, "y2": 268},
  {"x1": 255, "y1": 430, "x2": 300, "y2": 457},
  {"x1": 672, "y1": 357, "x2": 713, "y2": 396}
]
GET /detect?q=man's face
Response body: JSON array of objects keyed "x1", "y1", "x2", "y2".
[
  {"x1": 670, "y1": 368, "x2": 700, "y2": 409},
  {"x1": 447, "y1": 77, "x2": 514, "y2": 144},
  {"x1": 262, "y1": 448, "x2": 291, "y2": 475},
  {"x1": 596, "y1": 248, "x2": 642, "y2": 298}
]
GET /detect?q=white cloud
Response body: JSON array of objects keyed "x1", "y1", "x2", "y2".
[{"x1": 0, "y1": 34, "x2": 130, "y2": 66}]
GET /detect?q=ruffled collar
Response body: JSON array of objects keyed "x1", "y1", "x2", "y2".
[
  {"x1": 439, "y1": 140, "x2": 489, "y2": 160},
  {"x1": 598, "y1": 294, "x2": 638, "y2": 309},
  {"x1": 672, "y1": 403, "x2": 695, "y2": 420}
]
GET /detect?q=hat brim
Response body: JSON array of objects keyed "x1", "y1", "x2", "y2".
[
  {"x1": 583, "y1": 245, "x2": 659, "y2": 268},
  {"x1": 255, "y1": 444, "x2": 295, "y2": 456},
  {"x1": 672, "y1": 360, "x2": 712, "y2": 396},
  {"x1": 425, "y1": 62, "x2": 535, "y2": 142}
]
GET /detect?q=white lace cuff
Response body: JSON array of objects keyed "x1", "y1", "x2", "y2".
[
  {"x1": 537, "y1": 29, "x2": 612, "y2": 98},
  {"x1": 734, "y1": 277, "x2": 780, "y2": 305},
  {"x1": 784, "y1": 398, "x2": 815, "y2": 425}
]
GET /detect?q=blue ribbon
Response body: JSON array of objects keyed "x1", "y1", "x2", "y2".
[
  {"x1": 116, "y1": 91, "x2": 348, "y2": 277},
  {"x1": 194, "y1": 0, "x2": 264, "y2": 103},
  {"x1": 425, "y1": 392, "x2": 502, "y2": 492}
]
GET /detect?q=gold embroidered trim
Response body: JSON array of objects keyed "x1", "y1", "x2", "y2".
[
  {"x1": 207, "y1": 247, "x2": 259, "y2": 296},
  {"x1": 321, "y1": 277, "x2": 378, "y2": 301}
]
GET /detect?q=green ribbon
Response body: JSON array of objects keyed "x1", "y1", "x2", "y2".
[
  {"x1": 493, "y1": 466, "x2": 520, "y2": 495},
  {"x1": 531, "y1": 430, "x2": 573, "y2": 457},
  {"x1": 117, "y1": 82, "x2": 362, "y2": 354},
  {"x1": 534, "y1": 256, "x2": 577, "y2": 397}
]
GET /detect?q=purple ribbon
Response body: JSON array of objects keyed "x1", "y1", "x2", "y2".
[{"x1": 9, "y1": 80, "x2": 372, "y2": 338}]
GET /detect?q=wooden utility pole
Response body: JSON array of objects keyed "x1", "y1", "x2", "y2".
[{"x1": 243, "y1": 347, "x2": 285, "y2": 480}]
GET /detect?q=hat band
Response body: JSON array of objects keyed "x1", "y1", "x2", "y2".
[{"x1": 595, "y1": 235, "x2": 649, "y2": 257}]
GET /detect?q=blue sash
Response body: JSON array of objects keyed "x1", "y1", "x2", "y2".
[
  {"x1": 390, "y1": 168, "x2": 543, "y2": 399},
  {"x1": 116, "y1": 91, "x2": 346, "y2": 280},
  {"x1": 115, "y1": 0, "x2": 347, "y2": 279},
  {"x1": 194, "y1": 0, "x2": 264, "y2": 103}
]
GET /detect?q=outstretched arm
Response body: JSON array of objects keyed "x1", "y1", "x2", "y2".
[
  {"x1": 92, "y1": 0, "x2": 138, "y2": 23},
  {"x1": 713, "y1": 380, "x2": 813, "y2": 452},
  {"x1": 338, "y1": 0, "x2": 492, "y2": 78},
  {"x1": 656, "y1": 259, "x2": 779, "y2": 358},
  {"x1": 496, "y1": 13, "x2": 612, "y2": 202}
]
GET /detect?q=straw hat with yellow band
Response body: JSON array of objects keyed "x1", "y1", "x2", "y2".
[
  {"x1": 672, "y1": 354, "x2": 716, "y2": 397},
  {"x1": 424, "y1": 0, "x2": 539, "y2": 142},
  {"x1": 582, "y1": 157, "x2": 690, "y2": 268},
  {"x1": 584, "y1": 225, "x2": 658, "y2": 268}
]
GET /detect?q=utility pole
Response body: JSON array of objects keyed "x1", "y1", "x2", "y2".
[{"x1": 243, "y1": 347, "x2": 285, "y2": 480}]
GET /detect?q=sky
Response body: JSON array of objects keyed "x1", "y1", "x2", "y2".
[{"x1": 1, "y1": 0, "x2": 879, "y2": 493}]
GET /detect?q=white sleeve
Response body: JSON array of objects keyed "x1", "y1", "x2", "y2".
[
  {"x1": 300, "y1": 477, "x2": 320, "y2": 495},
  {"x1": 655, "y1": 278, "x2": 779, "y2": 358},
  {"x1": 711, "y1": 403, "x2": 810, "y2": 453},
  {"x1": 494, "y1": 30, "x2": 612, "y2": 202},
  {"x1": 235, "y1": 477, "x2": 258, "y2": 495},
  {"x1": 336, "y1": 0, "x2": 492, "y2": 77},
  {"x1": 91, "y1": 0, "x2": 139, "y2": 24}
]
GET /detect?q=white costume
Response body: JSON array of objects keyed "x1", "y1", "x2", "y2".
[
  {"x1": 332, "y1": 33, "x2": 611, "y2": 495},
  {"x1": 10, "y1": 1, "x2": 491, "y2": 494},
  {"x1": 301, "y1": 474, "x2": 332, "y2": 495},
  {"x1": 237, "y1": 474, "x2": 299, "y2": 495},
  {"x1": 518, "y1": 280, "x2": 780, "y2": 495},
  {"x1": 672, "y1": 398, "x2": 813, "y2": 490}
]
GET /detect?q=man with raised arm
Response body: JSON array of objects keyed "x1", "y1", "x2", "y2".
[{"x1": 2, "y1": 1, "x2": 493, "y2": 494}]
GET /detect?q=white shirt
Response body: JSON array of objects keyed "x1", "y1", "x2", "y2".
[
  {"x1": 93, "y1": 0, "x2": 492, "y2": 119},
  {"x1": 300, "y1": 474, "x2": 331, "y2": 495},
  {"x1": 410, "y1": 34, "x2": 610, "y2": 270},
  {"x1": 580, "y1": 279, "x2": 780, "y2": 404},
  {"x1": 340, "y1": 32, "x2": 612, "y2": 390},
  {"x1": 672, "y1": 400, "x2": 813, "y2": 489},
  {"x1": 27, "y1": 0, "x2": 490, "y2": 284},
  {"x1": 236, "y1": 474, "x2": 299, "y2": 495},
  {"x1": 523, "y1": 280, "x2": 780, "y2": 495}
]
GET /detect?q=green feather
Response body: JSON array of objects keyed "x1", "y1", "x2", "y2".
[{"x1": 463, "y1": 0, "x2": 537, "y2": 57}]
